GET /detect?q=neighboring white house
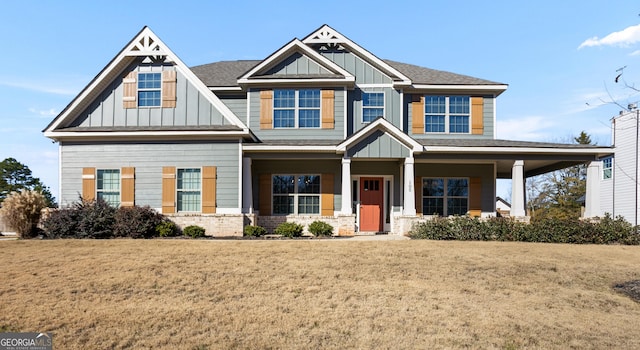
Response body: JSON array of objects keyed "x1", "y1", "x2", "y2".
[
  {"x1": 495, "y1": 197, "x2": 511, "y2": 217},
  {"x1": 600, "y1": 106, "x2": 640, "y2": 226}
]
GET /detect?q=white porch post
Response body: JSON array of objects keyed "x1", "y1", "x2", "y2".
[
  {"x1": 403, "y1": 156, "x2": 416, "y2": 215},
  {"x1": 511, "y1": 160, "x2": 526, "y2": 217},
  {"x1": 584, "y1": 160, "x2": 602, "y2": 218},
  {"x1": 242, "y1": 157, "x2": 253, "y2": 213},
  {"x1": 340, "y1": 157, "x2": 352, "y2": 214}
]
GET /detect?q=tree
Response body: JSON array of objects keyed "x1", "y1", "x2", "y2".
[
  {"x1": 0, "y1": 158, "x2": 56, "y2": 207},
  {"x1": 527, "y1": 131, "x2": 593, "y2": 221}
]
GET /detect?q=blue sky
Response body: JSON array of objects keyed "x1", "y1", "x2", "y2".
[{"x1": 1, "y1": 1, "x2": 639, "y2": 201}]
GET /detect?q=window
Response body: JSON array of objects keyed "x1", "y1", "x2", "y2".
[
  {"x1": 272, "y1": 175, "x2": 320, "y2": 214},
  {"x1": 603, "y1": 157, "x2": 612, "y2": 179},
  {"x1": 424, "y1": 96, "x2": 470, "y2": 133},
  {"x1": 97, "y1": 169, "x2": 120, "y2": 206},
  {"x1": 422, "y1": 178, "x2": 468, "y2": 216},
  {"x1": 177, "y1": 168, "x2": 201, "y2": 212},
  {"x1": 362, "y1": 92, "x2": 384, "y2": 123},
  {"x1": 273, "y1": 89, "x2": 320, "y2": 128},
  {"x1": 138, "y1": 72, "x2": 161, "y2": 107}
]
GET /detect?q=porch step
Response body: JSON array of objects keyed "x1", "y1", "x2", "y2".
[{"x1": 355, "y1": 231, "x2": 387, "y2": 236}]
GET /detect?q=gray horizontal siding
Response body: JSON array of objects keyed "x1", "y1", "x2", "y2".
[
  {"x1": 407, "y1": 95, "x2": 494, "y2": 139},
  {"x1": 218, "y1": 94, "x2": 247, "y2": 120},
  {"x1": 414, "y1": 163, "x2": 495, "y2": 212},
  {"x1": 72, "y1": 63, "x2": 232, "y2": 129},
  {"x1": 320, "y1": 51, "x2": 392, "y2": 84},
  {"x1": 249, "y1": 88, "x2": 345, "y2": 140},
  {"x1": 251, "y1": 159, "x2": 342, "y2": 212},
  {"x1": 60, "y1": 141, "x2": 240, "y2": 209}
]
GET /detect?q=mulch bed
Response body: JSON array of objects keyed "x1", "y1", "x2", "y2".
[{"x1": 613, "y1": 280, "x2": 640, "y2": 302}]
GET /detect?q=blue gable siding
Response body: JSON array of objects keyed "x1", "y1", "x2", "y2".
[
  {"x1": 350, "y1": 87, "x2": 402, "y2": 134},
  {"x1": 347, "y1": 131, "x2": 410, "y2": 158},
  {"x1": 263, "y1": 52, "x2": 333, "y2": 76},
  {"x1": 320, "y1": 50, "x2": 392, "y2": 84},
  {"x1": 71, "y1": 63, "x2": 232, "y2": 128}
]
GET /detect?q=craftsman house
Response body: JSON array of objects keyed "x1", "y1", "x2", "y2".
[{"x1": 44, "y1": 25, "x2": 612, "y2": 236}]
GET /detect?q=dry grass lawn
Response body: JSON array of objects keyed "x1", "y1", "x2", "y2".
[{"x1": 1, "y1": 239, "x2": 639, "y2": 349}]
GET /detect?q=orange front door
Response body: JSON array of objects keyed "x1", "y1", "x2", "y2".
[{"x1": 360, "y1": 177, "x2": 383, "y2": 232}]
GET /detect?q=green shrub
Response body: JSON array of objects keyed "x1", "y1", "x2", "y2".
[
  {"x1": 183, "y1": 225, "x2": 206, "y2": 238},
  {"x1": 113, "y1": 206, "x2": 164, "y2": 238},
  {"x1": 0, "y1": 190, "x2": 47, "y2": 238},
  {"x1": 308, "y1": 220, "x2": 333, "y2": 237},
  {"x1": 42, "y1": 206, "x2": 80, "y2": 238},
  {"x1": 75, "y1": 198, "x2": 117, "y2": 239},
  {"x1": 156, "y1": 220, "x2": 180, "y2": 237},
  {"x1": 244, "y1": 225, "x2": 267, "y2": 237},
  {"x1": 274, "y1": 222, "x2": 303, "y2": 238}
]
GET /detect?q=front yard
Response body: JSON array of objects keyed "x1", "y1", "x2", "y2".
[{"x1": 1, "y1": 239, "x2": 639, "y2": 349}]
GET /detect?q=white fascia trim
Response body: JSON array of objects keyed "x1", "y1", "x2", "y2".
[
  {"x1": 46, "y1": 27, "x2": 249, "y2": 134},
  {"x1": 209, "y1": 86, "x2": 243, "y2": 92},
  {"x1": 216, "y1": 207, "x2": 242, "y2": 214},
  {"x1": 412, "y1": 84, "x2": 509, "y2": 92},
  {"x1": 237, "y1": 77, "x2": 355, "y2": 85},
  {"x1": 45, "y1": 130, "x2": 250, "y2": 139},
  {"x1": 337, "y1": 118, "x2": 423, "y2": 153},
  {"x1": 424, "y1": 146, "x2": 614, "y2": 155},
  {"x1": 243, "y1": 145, "x2": 336, "y2": 152},
  {"x1": 357, "y1": 83, "x2": 394, "y2": 88},
  {"x1": 302, "y1": 25, "x2": 412, "y2": 85},
  {"x1": 238, "y1": 39, "x2": 354, "y2": 82}
]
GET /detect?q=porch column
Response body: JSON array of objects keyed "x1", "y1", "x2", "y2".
[
  {"x1": 583, "y1": 160, "x2": 602, "y2": 218},
  {"x1": 242, "y1": 157, "x2": 253, "y2": 213},
  {"x1": 340, "y1": 157, "x2": 352, "y2": 214},
  {"x1": 511, "y1": 160, "x2": 526, "y2": 217},
  {"x1": 403, "y1": 156, "x2": 416, "y2": 215}
]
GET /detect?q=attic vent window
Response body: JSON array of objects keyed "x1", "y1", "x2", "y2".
[{"x1": 138, "y1": 73, "x2": 161, "y2": 107}]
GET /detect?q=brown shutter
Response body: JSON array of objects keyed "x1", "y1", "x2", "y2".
[
  {"x1": 259, "y1": 174, "x2": 271, "y2": 215},
  {"x1": 123, "y1": 71, "x2": 137, "y2": 109},
  {"x1": 411, "y1": 95, "x2": 424, "y2": 134},
  {"x1": 202, "y1": 166, "x2": 217, "y2": 214},
  {"x1": 121, "y1": 167, "x2": 135, "y2": 207},
  {"x1": 82, "y1": 167, "x2": 96, "y2": 201},
  {"x1": 321, "y1": 89, "x2": 335, "y2": 129},
  {"x1": 162, "y1": 70, "x2": 177, "y2": 108},
  {"x1": 162, "y1": 167, "x2": 176, "y2": 214},
  {"x1": 468, "y1": 177, "x2": 482, "y2": 217},
  {"x1": 321, "y1": 173, "x2": 334, "y2": 216},
  {"x1": 471, "y1": 97, "x2": 484, "y2": 135},
  {"x1": 260, "y1": 90, "x2": 273, "y2": 129},
  {"x1": 415, "y1": 176, "x2": 422, "y2": 215}
]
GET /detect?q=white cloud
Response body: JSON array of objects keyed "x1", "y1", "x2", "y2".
[
  {"x1": 630, "y1": 50, "x2": 640, "y2": 56},
  {"x1": 496, "y1": 115, "x2": 556, "y2": 141},
  {"x1": 28, "y1": 108, "x2": 58, "y2": 118},
  {"x1": 578, "y1": 23, "x2": 640, "y2": 49}
]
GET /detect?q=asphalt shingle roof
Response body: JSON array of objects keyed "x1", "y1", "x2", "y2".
[{"x1": 190, "y1": 58, "x2": 504, "y2": 87}]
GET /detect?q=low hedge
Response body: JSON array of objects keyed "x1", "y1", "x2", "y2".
[{"x1": 409, "y1": 215, "x2": 639, "y2": 245}]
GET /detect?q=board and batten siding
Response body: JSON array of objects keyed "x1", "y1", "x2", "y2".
[
  {"x1": 347, "y1": 130, "x2": 410, "y2": 158},
  {"x1": 320, "y1": 51, "x2": 392, "y2": 85},
  {"x1": 248, "y1": 88, "x2": 344, "y2": 140},
  {"x1": 71, "y1": 64, "x2": 232, "y2": 129},
  {"x1": 350, "y1": 87, "x2": 402, "y2": 134},
  {"x1": 59, "y1": 142, "x2": 240, "y2": 209},
  {"x1": 264, "y1": 52, "x2": 333, "y2": 76},
  {"x1": 407, "y1": 95, "x2": 494, "y2": 139}
]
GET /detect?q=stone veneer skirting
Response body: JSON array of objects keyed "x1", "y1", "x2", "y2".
[
  {"x1": 169, "y1": 214, "x2": 249, "y2": 237},
  {"x1": 257, "y1": 215, "x2": 357, "y2": 236}
]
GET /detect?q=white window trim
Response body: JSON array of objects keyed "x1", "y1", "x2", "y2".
[
  {"x1": 96, "y1": 169, "x2": 121, "y2": 207},
  {"x1": 424, "y1": 95, "x2": 471, "y2": 134},
  {"x1": 421, "y1": 177, "x2": 470, "y2": 216},
  {"x1": 602, "y1": 157, "x2": 613, "y2": 180},
  {"x1": 273, "y1": 89, "x2": 321, "y2": 129},
  {"x1": 137, "y1": 71, "x2": 162, "y2": 108},
  {"x1": 362, "y1": 91, "x2": 385, "y2": 123},
  {"x1": 272, "y1": 174, "x2": 321, "y2": 215},
  {"x1": 176, "y1": 167, "x2": 202, "y2": 213}
]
